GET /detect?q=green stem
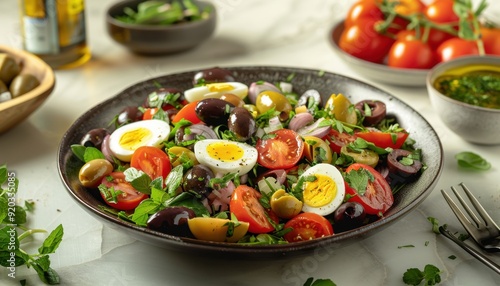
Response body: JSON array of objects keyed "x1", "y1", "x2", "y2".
[{"x1": 18, "y1": 228, "x2": 47, "y2": 241}]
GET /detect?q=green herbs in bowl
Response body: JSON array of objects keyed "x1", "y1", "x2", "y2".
[{"x1": 115, "y1": 0, "x2": 212, "y2": 25}]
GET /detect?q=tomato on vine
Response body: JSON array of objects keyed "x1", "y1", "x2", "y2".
[{"x1": 388, "y1": 38, "x2": 437, "y2": 69}]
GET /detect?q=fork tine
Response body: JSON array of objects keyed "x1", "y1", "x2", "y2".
[
  {"x1": 450, "y1": 185, "x2": 482, "y2": 228},
  {"x1": 441, "y1": 189, "x2": 477, "y2": 237},
  {"x1": 459, "y1": 183, "x2": 500, "y2": 232}
]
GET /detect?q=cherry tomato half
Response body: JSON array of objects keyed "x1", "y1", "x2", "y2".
[
  {"x1": 172, "y1": 101, "x2": 201, "y2": 124},
  {"x1": 355, "y1": 128, "x2": 409, "y2": 149},
  {"x1": 283, "y1": 212, "x2": 334, "y2": 242},
  {"x1": 323, "y1": 129, "x2": 357, "y2": 155},
  {"x1": 142, "y1": 108, "x2": 158, "y2": 120},
  {"x1": 100, "y1": 172, "x2": 148, "y2": 211},
  {"x1": 256, "y1": 129, "x2": 304, "y2": 170},
  {"x1": 230, "y1": 185, "x2": 275, "y2": 234},
  {"x1": 388, "y1": 38, "x2": 437, "y2": 69},
  {"x1": 130, "y1": 146, "x2": 172, "y2": 182},
  {"x1": 344, "y1": 163, "x2": 393, "y2": 215}
]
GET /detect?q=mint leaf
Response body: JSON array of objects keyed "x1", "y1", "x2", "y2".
[
  {"x1": 455, "y1": 151, "x2": 491, "y2": 170},
  {"x1": 403, "y1": 268, "x2": 424, "y2": 285},
  {"x1": 70, "y1": 144, "x2": 86, "y2": 162},
  {"x1": 83, "y1": 147, "x2": 105, "y2": 163},
  {"x1": 38, "y1": 224, "x2": 64, "y2": 254},
  {"x1": 124, "y1": 168, "x2": 152, "y2": 194}
]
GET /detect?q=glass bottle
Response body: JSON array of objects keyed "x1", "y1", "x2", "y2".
[{"x1": 19, "y1": 0, "x2": 91, "y2": 69}]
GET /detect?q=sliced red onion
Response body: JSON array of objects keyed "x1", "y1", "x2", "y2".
[
  {"x1": 101, "y1": 134, "x2": 114, "y2": 163},
  {"x1": 256, "y1": 169, "x2": 287, "y2": 186},
  {"x1": 207, "y1": 181, "x2": 236, "y2": 212},
  {"x1": 288, "y1": 112, "x2": 314, "y2": 131},
  {"x1": 297, "y1": 118, "x2": 331, "y2": 138},
  {"x1": 263, "y1": 116, "x2": 283, "y2": 133},
  {"x1": 248, "y1": 81, "x2": 281, "y2": 104},
  {"x1": 189, "y1": 124, "x2": 218, "y2": 139}
]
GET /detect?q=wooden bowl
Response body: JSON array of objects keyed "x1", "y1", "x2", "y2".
[{"x1": 0, "y1": 45, "x2": 55, "y2": 134}]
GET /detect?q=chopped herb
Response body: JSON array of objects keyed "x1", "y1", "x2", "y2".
[
  {"x1": 403, "y1": 264, "x2": 441, "y2": 286},
  {"x1": 427, "y1": 217, "x2": 441, "y2": 234},
  {"x1": 303, "y1": 277, "x2": 336, "y2": 286},
  {"x1": 398, "y1": 245, "x2": 415, "y2": 249},
  {"x1": 448, "y1": 255, "x2": 457, "y2": 260},
  {"x1": 455, "y1": 151, "x2": 491, "y2": 170},
  {"x1": 344, "y1": 168, "x2": 374, "y2": 196}
]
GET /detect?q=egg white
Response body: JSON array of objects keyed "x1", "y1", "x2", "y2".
[
  {"x1": 184, "y1": 82, "x2": 248, "y2": 103},
  {"x1": 300, "y1": 163, "x2": 345, "y2": 216},
  {"x1": 194, "y1": 139, "x2": 257, "y2": 176},
  {"x1": 108, "y1": 119, "x2": 170, "y2": 162}
]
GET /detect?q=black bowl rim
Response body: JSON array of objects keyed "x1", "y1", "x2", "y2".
[{"x1": 57, "y1": 65, "x2": 443, "y2": 258}]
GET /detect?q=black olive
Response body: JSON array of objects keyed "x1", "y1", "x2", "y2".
[
  {"x1": 182, "y1": 165, "x2": 214, "y2": 197},
  {"x1": 228, "y1": 107, "x2": 256, "y2": 141},
  {"x1": 146, "y1": 206, "x2": 196, "y2": 237},
  {"x1": 355, "y1": 100, "x2": 386, "y2": 126},
  {"x1": 80, "y1": 128, "x2": 110, "y2": 149},
  {"x1": 116, "y1": 106, "x2": 142, "y2": 126},
  {"x1": 195, "y1": 98, "x2": 234, "y2": 126},
  {"x1": 333, "y1": 202, "x2": 366, "y2": 233},
  {"x1": 387, "y1": 149, "x2": 423, "y2": 180},
  {"x1": 192, "y1": 67, "x2": 235, "y2": 85},
  {"x1": 143, "y1": 87, "x2": 183, "y2": 109}
]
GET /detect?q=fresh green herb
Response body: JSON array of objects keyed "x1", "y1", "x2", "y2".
[
  {"x1": 303, "y1": 277, "x2": 336, "y2": 286},
  {"x1": 448, "y1": 255, "x2": 457, "y2": 260},
  {"x1": 455, "y1": 151, "x2": 491, "y2": 170},
  {"x1": 98, "y1": 185, "x2": 124, "y2": 204},
  {"x1": 398, "y1": 245, "x2": 415, "y2": 249},
  {"x1": 425, "y1": 241, "x2": 429, "y2": 246},
  {"x1": 0, "y1": 164, "x2": 64, "y2": 285},
  {"x1": 344, "y1": 168, "x2": 375, "y2": 196},
  {"x1": 70, "y1": 145, "x2": 105, "y2": 163},
  {"x1": 346, "y1": 137, "x2": 391, "y2": 155},
  {"x1": 427, "y1": 217, "x2": 441, "y2": 234},
  {"x1": 403, "y1": 264, "x2": 441, "y2": 286},
  {"x1": 124, "y1": 167, "x2": 153, "y2": 194}
]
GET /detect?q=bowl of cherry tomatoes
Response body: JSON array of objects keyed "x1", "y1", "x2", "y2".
[{"x1": 330, "y1": 0, "x2": 500, "y2": 87}]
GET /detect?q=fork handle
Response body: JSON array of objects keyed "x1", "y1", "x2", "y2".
[{"x1": 439, "y1": 226, "x2": 500, "y2": 275}]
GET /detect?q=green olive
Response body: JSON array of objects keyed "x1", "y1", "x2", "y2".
[
  {"x1": 256, "y1": 90, "x2": 292, "y2": 121},
  {"x1": 167, "y1": 146, "x2": 198, "y2": 168},
  {"x1": 9, "y1": 73, "x2": 40, "y2": 98},
  {"x1": 340, "y1": 145, "x2": 379, "y2": 167},
  {"x1": 78, "y1": 159, "x2": 114, "y2": 188},
  {"x1": 325, "y1": 93, "x2": 358, "y2": 125},
  {"x1": 270, "y1": 189, "x2": 303, "y2": 219},
  {"x1": 303, "y1": 136, "x2": 333, "y2": 164},
  {"x1": 0, "y1": 53, "x2": 21, "y2": 85},
  {"x1": 0, "y1": 80, "x2": 7, "y2": 94}
]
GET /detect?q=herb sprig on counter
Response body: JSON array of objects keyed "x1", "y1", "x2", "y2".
[{"x1": 0, "y1": 164, "x2": 64, "y2": 285}]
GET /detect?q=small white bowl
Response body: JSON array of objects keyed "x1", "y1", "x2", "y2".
[{"x1": 426, "y1": 55, "x2": 500, "y2": 145}]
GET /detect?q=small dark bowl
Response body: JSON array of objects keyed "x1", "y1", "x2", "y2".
[
  {"x1": 106, "y1": 0, "x2": 217, "y2": 55},
  {"x1": 58, "y1": 66, "x2": 443, "y2": 259}
]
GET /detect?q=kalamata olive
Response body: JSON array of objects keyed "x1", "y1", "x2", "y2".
[
  {"x1": 143, "y1": 87, "x2": 183, "y2": 109},
  {"x1": 333, "y1": 201, "x2": 366, "y2": 232},
  {"x1": 219, "y1": 93, "x2": 244, "y2": 107},
  {"x1": 255, "y1": 90, "x2": 292, "y2": 121},
  {"x1": 9, "y1": 74, "x2": 40, "y2": 98},
  {"x1": 228, "y1": 107, "x2": 256, "y2": 141},
  {"x1": 80, "y1": 128, "x2": 110, "y2": 149},
  {"x1": 78, "y1": 159, "x2": 114, "y2": 188},
  {"x1": 116, "y1": 106, "x2": 143, "y2": 126},
  {"x1": 183, "y1": 164, "x2": 214, "y2": 197},
  {"x1": 146, "y1": 206, "x2": 196, "y2": 237},
  {"x1": 195, "y1": 98, "x2": 234, "y2": 126},
  {"x1": 387, "y1": 149, "x2": 423, "y2": 180},
  {"x1": 0, "y1": 53, "x2": 21, "y2": 85},
  {"x1": 192, "y1": 67, "x2": 235, "y2": 85},
  {"x1": 355, "y1": 100, "x2": 386, "y2": 126}
]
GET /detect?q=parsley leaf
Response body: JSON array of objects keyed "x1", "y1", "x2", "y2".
[
  {"x1": 344, "y1": 168, "x2": 374, "y2": 196},
  {"x1": 403, "y1": 264, "x2": 441, "y2": 286}
]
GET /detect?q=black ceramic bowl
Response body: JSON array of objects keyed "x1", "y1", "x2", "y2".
[
  {"x1": 58, "y1": 66, "x2": 443, "y2": 258},
  {"x1": 106, "y1": 0, "x2": 217, "y2": 55}
]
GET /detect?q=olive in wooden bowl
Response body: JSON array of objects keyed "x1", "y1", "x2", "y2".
[
  {"x1": 427, "y1": 55, "x2": 500, "y2": 145},
  {"x1": 0, "y1": 45, "x2": 55, "y2": 134},
  {"x1": 106, "y1": 0, "x2": 217, "y2": 55}
]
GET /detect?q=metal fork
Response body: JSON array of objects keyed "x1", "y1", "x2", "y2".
[{"x1": 440, "y1": 183, "x2": 500, "y2": 275}]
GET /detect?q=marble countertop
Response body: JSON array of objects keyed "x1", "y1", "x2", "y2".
[{"x1": 1, "y1": 0, "x2": 499, "y2": 285}]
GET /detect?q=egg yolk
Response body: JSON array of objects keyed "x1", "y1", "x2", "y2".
[
  {"x1": 119, "y1": 128, "x2": 152, "y2": 150},
  {"x1": 303, "y1": 174, "x2": 336, "y2": 207},
  {"x1": 207, "y1": 83, "x2": 234, "y2": 93},
  {"x1": 207, "y1": 142, "x2": 244, "y2": 162}
]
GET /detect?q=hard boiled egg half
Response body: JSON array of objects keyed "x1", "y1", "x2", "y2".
[
  {"x1": 184, "y1": 82, "x2": 248, "y2": 102},
  {"x1": 194, "y1": 139, "x2": 257, "y2": 176},
  {"x1": 108, "y1": 119, "x2": 170, "y2": 162},
  {"x1": 299, "y1": 163, "x2": 345, "y2": 216}
]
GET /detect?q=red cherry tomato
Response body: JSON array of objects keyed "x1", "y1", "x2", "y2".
[
  {"x1": 344, "y1": 163, "x2": 393, "y2": 215},
  {"x1": 323, "y1": 129, "x2": 357, "y2": 154},
  {"x1": 283, "y1": 212, "x2": 334, "y2": 242},
  {"x1": 426, "y1": 27, "x2": 455, "y2": 50},
  {"x1": 172, "y1": 101, "x2": 201, "y2": 124},
  {"x1": 480, "y1": 27, "x2": 500, "y2": 55},
  {"x1": 255, "y1": 129, "x2": 304, "y2": 170},
  {"x1": 388, "y1": 38, "x2": 437, "y2": 69},
  {"x1": 230, "y1": 185, "x2": 275, "y2": 234},
  {"x1": 100, "y1": 172, "x2": 148, "y2": 211},
  {"x1": 339, "y1": 18, "x2": 395, "y2": 63},
  {"x1": 425, "y1": 0, "x2": 459, "y2": 24},
  {"x1": 355, "y1": 129, "x2": 409, "y2": 149},
  {"x1": 344, "y1": 0, "x2": 384, "y2": 28},
  {"x1": 130, "y1": 146, "x2": 172, "y2": 182},
  {"x1": 437, "y1": 37, "x2": 479, "y2": 62},
  {"x1": 142, "y1": 108, "x2": 158, "y2": 120}
]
